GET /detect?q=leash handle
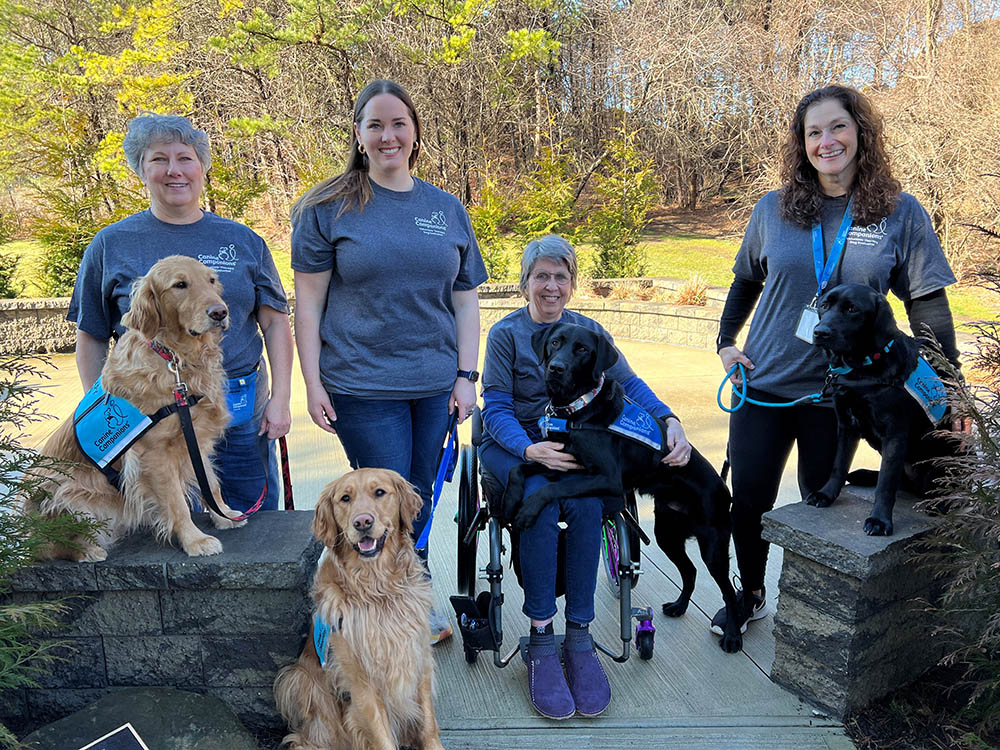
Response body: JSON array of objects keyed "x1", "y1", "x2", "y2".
[
  {"x1": 279, "y1": 435, "x2": 294, "y2": 510},
  {"x1": 716, "y1": 363, "x2": 825, "y2": 413}
]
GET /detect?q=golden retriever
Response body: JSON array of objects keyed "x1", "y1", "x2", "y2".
[
  {"x1": 274, "y1": 468, "x2": 445, "y2": 750},
  {"x1": 32, "y1": 255, "x2": 243, "y2": 561}
]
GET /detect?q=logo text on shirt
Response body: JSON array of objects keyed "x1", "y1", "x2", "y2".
[
  {"x1": 197, "y1": 244, "x2": 239, "y2": 272},
  {"x1": 414, "y1": 211, "x2": 447, "y2": 236},
  {"x1": 848, "y1": 218, "x2": 888, "y2": 248}
]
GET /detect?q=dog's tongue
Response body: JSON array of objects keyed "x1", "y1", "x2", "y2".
[{"x1": 359, "y1": 537, "x2": 377, "y2": 553}]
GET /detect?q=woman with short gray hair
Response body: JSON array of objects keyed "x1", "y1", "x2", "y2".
[
  {"x1": 67, "y1": 112, "x2": 293, "y2": 515},
  {"x1": 479, "y1": 234, "x2": 691, "y2": 720}
]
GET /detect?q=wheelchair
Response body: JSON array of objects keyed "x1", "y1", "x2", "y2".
[{"x1": 449, "y1": 408, "x2": 656, "y2": 668}]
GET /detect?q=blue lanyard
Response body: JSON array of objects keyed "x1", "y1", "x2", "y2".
[{"x1": 811, "y1": 196, "x2": 854, "y2": 297}]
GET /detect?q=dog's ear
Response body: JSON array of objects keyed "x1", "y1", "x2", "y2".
[
  {"x1": 531, "y1": 325, "x2": 557, "y2": 363},
  {"x1": 591, "y1": 331, "x2": 619, "y2": 382},
  {"x1": 392, "y1": 474, "x2": 424, "y2": 533},
  {"x1": 122, "y1": 273, "x2": 161, "y2": 339},
  {"x1": 871, "y1": 289, "x2": 896, "y2": 337},
  {"x1": 313, "y1": 482, "x2": 343, "y2": 548}
]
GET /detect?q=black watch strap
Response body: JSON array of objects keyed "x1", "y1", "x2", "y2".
[{"x1": 457, "y1": 369, "x2": 479, "y2": 383}]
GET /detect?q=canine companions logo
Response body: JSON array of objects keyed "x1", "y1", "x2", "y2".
[
  {"x1": 197, "y1": 244, "x2": 239, "y2": 272},
  {"x1": 848, "y1": 217, "x2": 888, "y2": 248},
  {"x1": 414, "y1": 211, "x2": 447, "y2": 236},
  {"x1": 104, "y1": 402, "x2": 126, "y2": 428}
]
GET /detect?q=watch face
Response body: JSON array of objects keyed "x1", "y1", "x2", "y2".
[{"x1": 460, "y1": 369, "x2": 479, "y2": 382}]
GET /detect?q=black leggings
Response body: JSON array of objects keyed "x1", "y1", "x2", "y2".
[{"x1": 728, "y1": 388, "x2": 850, "y2": 592}]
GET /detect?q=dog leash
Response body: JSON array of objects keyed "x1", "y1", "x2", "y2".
[
  {"x1": 415, "y1": 410, "x2": 459, "y2": 552},
  {"x1": 717, "y1": 363, "x2": 830, "y2": 413},
  {"x1": 149, "y1": 340, "x2": 264, "y2": 522}
]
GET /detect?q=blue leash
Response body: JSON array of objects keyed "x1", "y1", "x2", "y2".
[
  {"x1": 717, "y1": 363, "x2": 826, "y2": 413},
  {"x1": 415, "y1": 410, "x2": 460, "y2": 551}
]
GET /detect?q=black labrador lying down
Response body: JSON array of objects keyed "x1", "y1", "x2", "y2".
[
  {"x1": 501, "y1": 322, "x2": 743, "y2": 653},
  {"x1": 808, "y1": 283, "x2": 955, "y2": 536}
]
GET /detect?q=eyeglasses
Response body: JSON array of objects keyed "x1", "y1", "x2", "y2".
[{"x1": 531, "y1": 272, "x2": 572, "y2": 285}]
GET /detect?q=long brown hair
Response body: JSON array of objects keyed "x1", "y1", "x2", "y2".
[
  {"x1": 291, "y1": 80, "x2": 422, "y2": 222},
  {"x1": 778, "y1": 85, "x2": 900, "y2": 228}
]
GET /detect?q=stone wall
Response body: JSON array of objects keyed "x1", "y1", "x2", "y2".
[
  {"x1": 0, "y1": 512, "x2": 320, "y2": 736},
  {"x1": 0, "y1": 297, "x2": 76, "y2": 354},
  {"x1": 0, "y1": 277, "x2": 726, "y2": 355}
]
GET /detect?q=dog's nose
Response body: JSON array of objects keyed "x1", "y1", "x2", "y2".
[
  {"x1": 547, "y1": 361, "x2": 565, "y2": 375},
  {"x1": 812, "y1": 327, "x2": 831, "y2": 343},
  {"x1": 352, "y1": 513, "x2": 374, "y2": 533},
  {"x1": 207, "y1": 305, "x2": 228, "y2": 322}
]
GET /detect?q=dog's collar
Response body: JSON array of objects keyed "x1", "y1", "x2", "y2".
[
  {"x1": 147, "y1": 339, "x2": 177, "y2": 364},
  {"x1": 546, "y1": 374, "x2": 605, "y2": 416},
  {"x1": 828, "y1": 339, "x2": 895, "y2": 375}
]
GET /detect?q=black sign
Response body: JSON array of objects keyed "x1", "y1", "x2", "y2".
[{"x1": 77, "y1": 724, "x2": 149, "y2": 750}]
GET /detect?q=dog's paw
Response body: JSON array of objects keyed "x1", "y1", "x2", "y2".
[
  {"x1": 75, "y1": 544, "x2": 108, "y2": 563},
  {"x1": 662, "y1": 599, "x2": 688, "y2": 617},
  {"x1": 182, "y1": 533, "x2": 224, "y2": 556},
  {"x1": 805, "y1": 490, "x2": 834, "y2": 508},
  {"x1": 211, "y1": 511, "x2": 247, "y2": 530},
  {"x1": 863, "y1": 516, "x2": 893, "y2": 536},
  {"x1": 720, "y1": 631, "x2": 743, "y2": 654},
  {"x1": 513, "y1": 509, "x2": 539, "y2": 531}
]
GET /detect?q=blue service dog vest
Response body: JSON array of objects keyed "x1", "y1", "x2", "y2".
[
  {"x1": 73, "y1": 377, "x2": 198, "y2": 489},
  {"x1": 905, "y1": 355, "x2": 948, "y2": 425},
  {"x1": 538, "y1": 398, "x2": 666, "y2": 454}
]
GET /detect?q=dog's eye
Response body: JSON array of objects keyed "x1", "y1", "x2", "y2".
[
  {"x1": 209, "y1": 277, "x2": 217, "y2": 284},
  {"x1": 339, "y1": 494, "x2": 351, "y2": 503},
  {"x1": 374, "y1": 488, "x2": 386, "y2": 497},
  {"x1": 846, "y1": 304, "x2": 858, "y2": 313},
  {"x1": 173, "y1": 280, "x2": 187, "y2": 289},
  {"x1": 550, "y1": 338, "x2": 562, "y2": 349},
  {"x1": 574, "y1": 344, "x2": 587, "y2": 355}
]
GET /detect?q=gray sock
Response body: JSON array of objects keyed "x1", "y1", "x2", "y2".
[
  {"x1": 529, "y1": 622, "x2": 556, "y2": 656},
  {"x1": 564, "y1": 620, "x2": 592, "y2": 652}
]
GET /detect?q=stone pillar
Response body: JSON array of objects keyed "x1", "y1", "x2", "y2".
[
  {"x1": 762, "y1": 486, "x2": 948, "y2": 719},
  {"x1": 1, "y1": 511, "x2": 320, "y2": 736}
]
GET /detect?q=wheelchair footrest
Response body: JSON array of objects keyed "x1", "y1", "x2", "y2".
[{"x1": 450, "y1": 593, "x2": 500, "y2": 652}]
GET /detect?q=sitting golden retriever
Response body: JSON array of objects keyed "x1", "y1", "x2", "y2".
[
  {"x1": 32, "y1": 255, "x2": 243, "y2": 561},
  {"x1": 274, "y1": 468, "x2": 445, "y2": 750}
]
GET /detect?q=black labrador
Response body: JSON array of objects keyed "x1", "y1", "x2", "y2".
[
  {"x1": 808, "y1": 283, "x2": 955, "y2": 535},
  {"x1": 501, "y1": 322, "x2": 743, "y2": 653}
]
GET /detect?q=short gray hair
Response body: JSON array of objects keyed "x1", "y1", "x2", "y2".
[
  {"x1": 122, "y1": 114, "x2": 212, "y2": 178},
  {"x1": 519, "y1": 234, "x2": 578, "y2": 296}
]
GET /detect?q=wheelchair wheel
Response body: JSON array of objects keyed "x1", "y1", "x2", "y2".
[
  {"x1": 601, "y1": 518, "x2": 622, "y2": 598},
  {"x1": 456, "y1": 445, "x2": 479, "y2": 597},
  {"x1": 637, "y1": 629, "x2": 654, "y2": 661}
]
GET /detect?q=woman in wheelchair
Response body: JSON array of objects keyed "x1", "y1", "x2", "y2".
[{"x1": 479, "y1": 234, "x2": 691, "y2": 720}]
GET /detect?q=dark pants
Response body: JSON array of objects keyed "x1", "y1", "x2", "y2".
[
  {"x1": 479, "y1": 439, "x2": 602, "y2": 624},
  {"x1": 728, "y1": 388, "x2": 849, "y2": 592},
  {"x1": 329, "y1": 391, "x2": 452, "y2": 564}
]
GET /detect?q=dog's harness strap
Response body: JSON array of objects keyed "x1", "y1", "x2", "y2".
[{"x1": 538, "y1": 398, "x2": 665, "y2": 453}]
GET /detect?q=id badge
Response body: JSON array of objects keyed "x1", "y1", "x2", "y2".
[{"x1": 795, "y1": 304, "x2": 820, "y2": 344}]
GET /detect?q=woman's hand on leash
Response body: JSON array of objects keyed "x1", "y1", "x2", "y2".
[
  {"x1": 661, "y1": 417, "x2": 692, "y2": 466},
  {"x1": 525, "y1": 441, "x2": 581, "y2": 472},
  {"x1": 259, "y1": 398, "x2": 291, "y2": 439},
  {"x1": 450, "y1": 377, "x2": 477, "y2": 424},
  {"x1": 305, "y1": 382, "x2": 338, "y2": 434},
  {"x1": 719, "y1": 346, "x2": 754, "y2": 387}
]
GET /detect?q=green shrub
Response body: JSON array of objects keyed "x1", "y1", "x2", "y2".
[
  {"x1": 0, "y1": 356, "x2": 101, "y2": 746},
  {"x1": 586, "y1": 137, "x2": 659, "y2": 279},
  {"x1": 0, "y1": 252, "x2": 20, "y2": 299},
  {"x1": 469, "y1": 176, "x2": 517, "y2": 282},
  {"x1": 511, "y1": 147, "x2": 580, "y2": 246}
]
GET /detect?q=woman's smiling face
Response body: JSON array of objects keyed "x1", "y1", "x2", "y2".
[
  {"x1": 526, "y1": 257, "x2": 573, "y2": 323},
  {"x1": 354, "y1": 93, "x2": 417, "y2": 183}
]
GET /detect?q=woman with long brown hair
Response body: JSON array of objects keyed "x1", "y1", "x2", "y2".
[
  {"x1": 291, "y1": 79, "x2": 487, "y2": 644},
  {"x1": 713, "y1": 84, "x2": 960, "y2": 637}
]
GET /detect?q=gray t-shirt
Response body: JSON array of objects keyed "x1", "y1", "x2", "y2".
[
  {"x1": 482, "y1": 307, "x2": 638, "y2": 441},
  {"x1": 68, "y1": 210, "x2": 288, "y2": 376},
  {"x1": 291, "y1": 177, "x2": 488, "y2": 398},
  {"x1": 734, "y1": 190, "x2": 956, "y2": 398}
]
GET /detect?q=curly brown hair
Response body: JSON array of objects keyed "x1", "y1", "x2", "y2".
[{"x1": 778, "y1": 85, "x2": 900, "y2": 228}]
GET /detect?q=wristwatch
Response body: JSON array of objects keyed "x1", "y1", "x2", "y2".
[{"x1": 457, "y1": 369, "x2": 480, "y2": 383}]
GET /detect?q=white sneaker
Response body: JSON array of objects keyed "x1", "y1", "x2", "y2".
[{"x1": 429, "y1": 607, "x2": 452, "y2": 645}]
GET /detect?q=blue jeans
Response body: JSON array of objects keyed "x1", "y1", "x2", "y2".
[
  {"x1": 214, "y1": 361, "x2": 280, "y2": 512},
  {"x1": 329, "y1": 391, "x2": 452, "y2": 563},
  {"x1": 479, "y1": 439, "x2": 602, "y2": 624}
]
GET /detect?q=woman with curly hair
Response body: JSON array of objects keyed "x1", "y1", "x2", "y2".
[{"x1": 712, "y1": 84, "x2": 960, "y2": 637}]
